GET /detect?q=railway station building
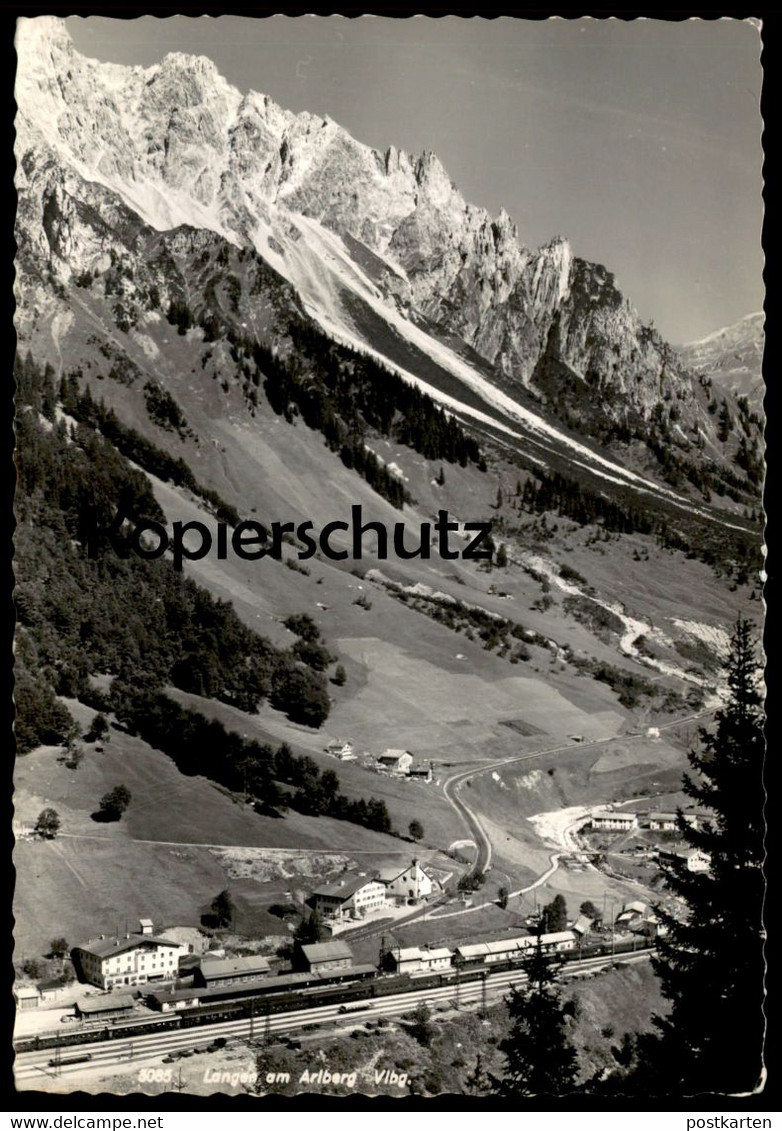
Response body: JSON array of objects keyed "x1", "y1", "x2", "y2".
[
  {"x1": 296, "y1": 940, "x2": 355, "y2": 973},
  {"x1": 75, "y1": 993, "x2": 135, "y2": 1022},
  {"x1": 386, "y1": 946, "x2": 452, "y2": 975},
  {"x1": 195, "y1": 955, "x2": 271, "y2": 988}
]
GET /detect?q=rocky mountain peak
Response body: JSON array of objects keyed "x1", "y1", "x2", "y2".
[
  {"x1": 16, "y1": 15, "x2": 74, "y2": 59},
  {"x1": 16, "y1": 15, "x2": 745, "y2": 456},
  {"x1": 679, "y1": 312, "x2": 765, "y2": 411}
]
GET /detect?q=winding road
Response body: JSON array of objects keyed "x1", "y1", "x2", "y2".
[{"x1": 439, "y1": 709, "x2": 713, "y2": 889}]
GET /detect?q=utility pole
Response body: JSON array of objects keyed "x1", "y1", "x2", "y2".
[
  {"x1": 610, "y1": 901, "x2": 616, "y2": 956},
  {"x1": 479, "y1": 972, "x2": 488, "y2": 1018}
]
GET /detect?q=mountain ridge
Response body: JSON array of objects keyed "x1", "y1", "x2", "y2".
[
  {"x1": 16, "y1": 21, "x2": 699, "y2": 409},
  {"x1": 679, "y1": 312, "x2": 764, "y2": 412},
  {"x1": 15, "y1": 16, "x2": 762, "y2": 516}
]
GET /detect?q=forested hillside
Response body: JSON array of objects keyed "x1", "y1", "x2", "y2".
[{"x1": 14, "y1": 354, "x2": 332, "y2": 748}]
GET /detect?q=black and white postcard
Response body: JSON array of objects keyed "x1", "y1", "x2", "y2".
[{"x1": 12, "y1": 14, "x2": 766, "y2": 1102}]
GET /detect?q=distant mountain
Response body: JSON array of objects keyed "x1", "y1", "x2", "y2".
[{"x1": 679, "y1": 313, "x2": 765, "y2": 413}]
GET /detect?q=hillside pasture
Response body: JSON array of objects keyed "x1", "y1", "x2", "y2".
[
  {"x1": 167, "y1": 688, "x2": 468, "y2": 851},
  {"x1": 13, "y1": 836, "x2": 227, "y2": 959}
]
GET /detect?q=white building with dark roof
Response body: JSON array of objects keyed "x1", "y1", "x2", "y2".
[
  {"x1": 325, "y1": 740, "x2": 354, "y2": 760},
  {"x1": 454, "y1": 942, "x2": 492, "y2": 964},
  {"x1": 660, "y1": 847, "x2": 711, "y2": 873},
  {"x1": 72, "y1": 919, "x2": 188, "y2": 989},
  {"x1": 377, "y1": 859, "x2": 436, "y2": 905},
  {"x1": 376, "y1": 750, "x2": 414, "y2": 775},
  {"x1": 386, "y1": 946, "x2": 452, "y2": 975},
  {"x1": 310, "y1": 875, "x2": 390, "y2": 921},
  {"x1": 590, "y1": 809, "x2": 638, "y2": 831},
  {"x1": 646, "y1": 810, "x2": 702, "y2": 831},
  {"x1": 646, "y1": 811, "x2": 678, "y2": 830}
]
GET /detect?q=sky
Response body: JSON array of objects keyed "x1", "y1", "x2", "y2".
[{"x1": 64, "y1": 15, "x2": 764, "y2": 344}]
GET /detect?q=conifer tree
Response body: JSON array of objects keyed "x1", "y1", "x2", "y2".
[
  {"x1": 541, "y1": 893, "x2": 568, "y2": 933},
  {"x1": 465, "y1": 1053, "x2": 492, "y2": 1095},
  {"x1": 294, "y1": 910, "x2": 323, "y2": 945},
  {"x1": 634, "y1": 618, "x2": 765, "y2": 1095},
  {"x1": 491, "y1": 937, "x2": 579, "y2": 1096},
  {"x1": 209, "y1": 889, "x2": 235, "y2": 929}
]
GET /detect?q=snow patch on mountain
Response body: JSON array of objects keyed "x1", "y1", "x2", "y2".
[{"x1": 15, "y1": 16, "x2": 759, "y2": 531}]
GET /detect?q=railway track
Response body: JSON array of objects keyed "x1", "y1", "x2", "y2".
[{"x1": 15, "y1": 950, "x2": 652, "y2": 1085}]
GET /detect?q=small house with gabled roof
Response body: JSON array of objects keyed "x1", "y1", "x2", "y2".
[{"x1": 296, "y1": 940, "x2": 354, "y2": 973}]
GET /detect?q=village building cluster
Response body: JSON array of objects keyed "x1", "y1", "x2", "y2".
[
  {"x1": 589, "y1": 807, "x2": 703, "y2": 832},
  {"x1": 310, "y1": 859, "x2": 437, "y2": 922},
  {"x1": 14, "y1": 816, "x2": 692, "y2": 1026},
  {"x1": 14, "y1": 885, "x2": 675, "y2": 1024},
  {"x1": 324, "y1": 741, "x2": 434, "y2": 782},
  {"x1": 587, "y1": 807, "x2": 710, "y2": 872}
]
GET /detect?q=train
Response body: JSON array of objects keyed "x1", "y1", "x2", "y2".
[
  {"x1": 48, "y1": 1053, "x2": 92, "y2": 1067},
  {"x1": 16, "y1": 933, "x2": 650, "y2": 1056}
]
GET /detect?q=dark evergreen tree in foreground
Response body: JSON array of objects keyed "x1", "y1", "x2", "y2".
[
  {"x1": 630, "y1": 618, "x2": 765, "y2": 1095},
  {"x1": 491, "y1": 937, "x2": 579, "y2": 1096}
]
